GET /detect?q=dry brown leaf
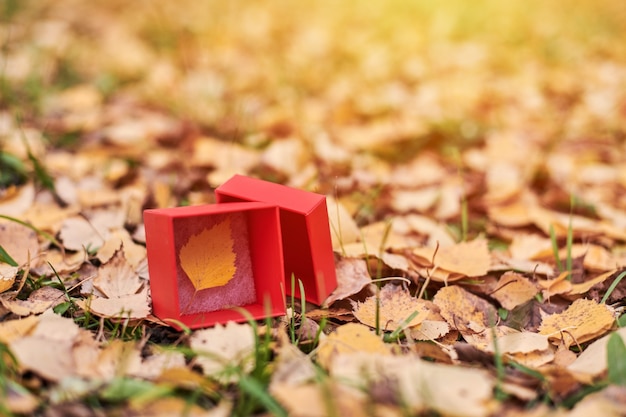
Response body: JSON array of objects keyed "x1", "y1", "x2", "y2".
[
  {"x1": 412, "y1": 237, "x2": 491, "y2": 279},
  {"x1": 0, "y1": 315, "x2": 40, "y2": 344},
  {"x1": 490, "y1": 252, "x2": 555, "y2": 276},
  {"x1": 564, "y1": 386, "x2": 626, "y2": 417},
  {"x1": 0, "y1": 263, "x2": 18, "y2": 293},
  {"x1": 0, "y1": 221, "x2": 40, "y2": 267},
  {"x1": 96, "y1": 228, "x2": 147, "y2": 268},
  {"x1": 538, "y1": 271, "x2": 573, "y2": 299},
  {"x1": 126, "y1": 346, "x2": 187, "y2": 380},
  {"x1": 131, "y1": 397, "x2": 217, "y2": 417},
  {"x1": 409, "y1": 320, "x2": 451, "y2": 341},
  {"x1": 508, "y1": 233, "x2": 553, "y2": 260},
  {"x1": 1, "y1": 286, "x2": 66, "y2": 316},
  {"x1": 271, "y1": 342, "x2": 317, "y2": 387},
  {"x1": 330, "y1": 352, "x2": 497, "y2": 416},
  {"x1": 352, "y1": 284, "x2": 429, "y2": 331},
  {"x1": 568, "y1": 269, "x2": 617, "y2": 296},
  {"x1": 391, "y1": 187, "x2": 440, "y2": 213},
  {"x1": 433, "y1": 285, "x2": 497, "y2": 334},
  {"x1": 326, "y1": 196, "x2": 361, "y2": 250},
  {"x1": 316, "y1": 323, "x2": 390, "y2": 370},
  {"x1": 271, "y1": 381, "x2": 372, "y2": 417},
  {"x1": 190, "y1": 322, "x2": 256, "y2": 383},
  {"x1": 8, "y1": 310, "x2": 83, "y2": 381},
  {"x1": 32, "y1": 248, "x2": 86, "y2": 276},
  {"x1": 495, "y1": 331, "x2": 551, "y2": 354},
  {"x1": 59, "y1": 216, "x2": 106, "y2": 251},
  {"x1": 78, "y1": 289, "x2": 151, "y2": 319},
  {"x1": 93, "y1": 249, "x2": 144, "y2": 298},
  {"x1": 509, "y1": 348, "x2": 556, "y2": 368},
  {"x1": 0, "y1": 183, "x2": 35, "y2": 217},
  {"x1": 568, "y1": 327, "x2": 626, "y2": 383},
  {"x1": 324, "y1": 257, "x2": 372, "y2": 306},
  {"x1": 539, "y1": 298, "x2": 616, "y2": 348},
  {"x1": 394, "y1": 214, "x2": 456, "y2": 247},
  {"x1": 487, "y1": 199, "x2": 534, "y2": 228},
  {"x1": 490, "y1": 271, "x2": 538, "y2": 310}
]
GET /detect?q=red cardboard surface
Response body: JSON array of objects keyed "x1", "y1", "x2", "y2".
[
  {"x1": 215, "y1": 175, "x2": 337, "y2": 305},
  {"x1": 144, "y1": 202, "x2": 285, "y2": 329}
]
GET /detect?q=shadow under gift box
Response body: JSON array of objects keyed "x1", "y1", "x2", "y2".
[
  {"x1": 215, "y1": 175, "x2": 337, "y2": 305},
  {"x1": 144, "y1": 202, "x2": 286, "y2": 330}
]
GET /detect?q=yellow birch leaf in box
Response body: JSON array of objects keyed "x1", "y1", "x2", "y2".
[{"x1": 179, "y1": 217, "x2": 236, "y2": 291}]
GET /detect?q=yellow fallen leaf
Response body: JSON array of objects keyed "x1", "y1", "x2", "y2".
[
  {"x1": 0, "y1": 286, "x2": 66, "y2": 316},
  {"x1": 410, "y1": 320, "x2": 450, "y2": 341},
  {"x1": 326, "y1": 196, "x2": 360, "y2": 250},
  {"x1": 0, "y1": 315, "x2": 40, "y2": 344},
  {"x1": 568, "y1": 327, "x2": 626, "y2": 383},
  {"x1": 0, "y1": 221, "x2": 40, "y2": 267},
  {"x1": 352, "y1": 284, "x2": 429, "y2": 331},
  {"x1": 568, "y1": 269, "x2": 617, "y2": 296},
  {"x1": 538, "y1": 271, "x2": 572, "y2": 299},
  {"x1": 433, "y1": 285, "x2": 497, "y2": 334},
  {"x1": 324, "y1": 257, "x2": 372, "y2": 306},
  {"x1": 179, "y1": 216, "x2": 236, "y2": 291},
  {"x1": 316, "y1": 323, "x2": 390, "y2": 370},
  {"x1": 93, "y1": 249, "x2": 144, "y2": 298},
  {"x1": 330, "y1": 352, "x2": 497, "y2": 416},
  {"x1": 78, "y1": 289, "x2": 151, "y2": 319},
  {"x1": 412, "y1": 237, "x2": 491, "y2": 279},
  {"x1": 490, "y1": 271, "x2": 538, "y2": 310},
  {"x1": 539, "y1": 298, "x2": 615, "y2": 348},
  {"x1": 190, "y1": 321, "x2": 256, "y2": 383},
  {"x1": 0, "y1": 263, "x2": 18, "y2": 293}
]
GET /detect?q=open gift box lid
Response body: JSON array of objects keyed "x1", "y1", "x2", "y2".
[
  {"x1": 144, "y1": 202, "x2": 285, "y2": 329},
  {"x1": 215, "y1": 175, "x2": 337, "y2": 305}
]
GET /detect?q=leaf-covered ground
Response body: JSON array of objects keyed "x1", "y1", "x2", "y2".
[{"x1": 2, "y1": 0, "x2": 626, "y2": 415}]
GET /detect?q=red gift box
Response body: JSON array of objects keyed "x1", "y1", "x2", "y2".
[
  {"x1": 215, "y1": 175, "x2": 337, "y2": 305},
  {"x1": 144, "y1": 202, "x2": 285, "y2": 329}
]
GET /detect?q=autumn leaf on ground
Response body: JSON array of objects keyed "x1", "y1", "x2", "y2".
[
  {"x1": 0, "y1": 263, "x2": 18, "y2": 293},
  {"x1": 539, "y1": 298, "x2": 615, "y2": 348},
  {"x1": 189, "y1": 321, "x2": 256, "y2": 383},
  {"x1": 568, "y1": 327, "x2": 626, "y2": 383},
  {"x1": 326, "y1": 196, "x2": 361, "y2": 250},
  {"x1": 434, "y1": 285, "x2": 498, "y2": 335},
  {"x1": 324, "y1": 257, "x2": 372, "y2": 306},
  {"x1": 1, "y1": 286, "x2": 66, "y2": 316},
  {"x1": 316, "y1": 323, "x2": 390, "y2": 370},
  {"x1": 59, "y1": 215, "x2": 106, "y2": 252},
  {"x1": 0, "y1": 221, "x2": 40, "y2": 267},
  {"x1": 179, "y1": 216, "x2": 236, "y2": 290},
  {"x1": 9, "y1": 310, "x2": 84, "y2": 381},
  {"x1": 0, "y1": 315, "x2": 40, "y2": 344},
  {"x1": 412, "y1": 237, "x2": 491, "y2": 281},
  {"x1": 489, "y1": 271, "x2": 538, "y2": 310},
  {"x1": 78, "y1": 249, "x2": 150, "y2": 319},
  {"x1": 352, "y1": 284, "x2": 429, "y2": 331},
  {"x1": 330, "y1": 352, "x2": 497, "y2": 416}
]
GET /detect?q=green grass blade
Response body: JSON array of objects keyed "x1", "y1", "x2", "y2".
[
  {"x1": 601, "y1": 270, "x2": 626, "y2": 304},
  {"x1": 549, "y1": 224, "x2": 563, "y2": 272},
  {"x1": 607, "y1": 332, "x2": 626, "y2": 386},
  {"x1": 0, "y1": 245, "x2": 18, "y2": 267},
  {"x1": 565, "y1": 216, "x2": 573, "y2": 280},
  {"x1": 238, "y1": 376, "x2": 287, "y2": 417}
]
